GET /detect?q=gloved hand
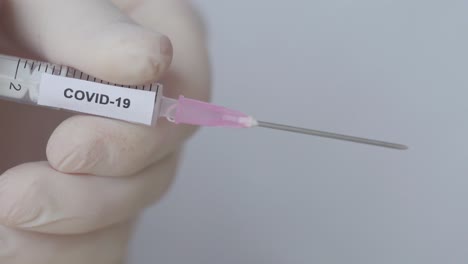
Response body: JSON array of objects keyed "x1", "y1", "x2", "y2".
[{"x1": 0, "y1": 0, "x2": 210, "y2": 263}]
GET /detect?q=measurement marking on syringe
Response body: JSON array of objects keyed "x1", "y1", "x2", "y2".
[
  {"x1": 14, "y1": 59, "x2": 20, "y2": 79},
  {"x1": 23, "y1": 60, "x2": 27, "y2": 68},
  {"x1": 45, "y1": 64, "x2": 49, "y2": 72},
  {"x1": 38, "y1": 63, "x2": 42, "y2": 71}
]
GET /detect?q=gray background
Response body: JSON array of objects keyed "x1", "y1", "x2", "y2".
[{"x1": 129, "y1": 1, "x2": 468, "y2": 263}]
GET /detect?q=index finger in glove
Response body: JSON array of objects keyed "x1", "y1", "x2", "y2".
[{"x1": 1, "y1": 0, "x2": 172, "y2": 84}]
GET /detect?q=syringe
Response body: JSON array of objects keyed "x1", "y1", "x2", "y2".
[{"x1": 0, "y1": 54, "x2": 407, "y2": 150}]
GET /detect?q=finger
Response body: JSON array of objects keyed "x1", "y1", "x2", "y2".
[
  {"x1": 1, "y1": 0, "x2": 172, "y2": 84},
  {"x1": 0, "y1": 220, "x2": 134, "y2": 264},
  {"x1": 0, "y1": 154, "x2": 177, "y2": 234},
  {"x1": 46, "y1": 0, "x2": 211, "y2": 177},
  {"x1": 0, "y1": 99, "x2": 72, "y2": 173},
  {"x1": 47, "y1": 115, "x2": 184, "y2": 177},
  {"x1": 116, "y1": 0, "x2": 211, "y2": 99},
  {"x1": 0, "y1": 34, "x2": 22, "y2": 62}
]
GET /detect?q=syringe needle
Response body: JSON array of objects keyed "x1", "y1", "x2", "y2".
[
  {"x1": 256, "y1": 120, "x2": 408, "y2": 150},
  {"x1": 146, "y1": 95, "x2": 407, "y2": 150}
]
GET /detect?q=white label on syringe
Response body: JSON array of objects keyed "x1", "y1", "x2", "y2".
[{"x1": 38, "y1": 73, "x2": 156, "y2": 125}]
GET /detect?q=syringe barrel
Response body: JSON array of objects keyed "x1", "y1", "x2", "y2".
[{"x1": 0, "y1": 54, "x2": 165, "y2": 125}]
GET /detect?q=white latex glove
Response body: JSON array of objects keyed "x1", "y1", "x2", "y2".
[{"x1": 0, "y1": 0, "x2": 210, "y2": 263}]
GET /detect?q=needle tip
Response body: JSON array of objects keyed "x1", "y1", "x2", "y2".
[{"x1": 396, "y1": 145, "x2": 409, "y2": 150}]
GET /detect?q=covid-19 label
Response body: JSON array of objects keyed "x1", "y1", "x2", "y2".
[{"x1": 38, "y1": 73, "x2": 157, "y2": 125}]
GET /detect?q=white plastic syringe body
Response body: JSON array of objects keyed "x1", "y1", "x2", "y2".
[{"x1": 0, "y1": 54, "x2": 175, "y2": 126}]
